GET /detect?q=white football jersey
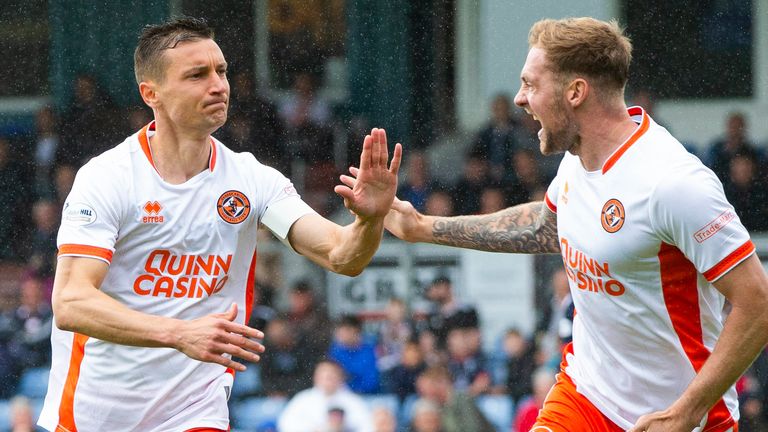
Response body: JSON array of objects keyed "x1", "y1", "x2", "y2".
[
  {"x1": 39, "y1": 122, "x2": 316, "y2": 432},
  {"x1": 544, "y1": 107, "x2": 751, "y2": 431}
]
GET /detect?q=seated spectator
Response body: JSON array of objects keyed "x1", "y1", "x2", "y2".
[
  {"x1": 503, "y1": 329, "x2": 537, "y2": 405},
  {"x1": 478, "y1": 187, "x2": 507, "y2": 214},
  {"x1": 279, "y1": 72, "x2": 332, "y2": 128},
  {"x1": 505, "y1": 149, "x2": 546, "y2": 206},
  {"x1": 452, "y1": 153, "x2": 493, "y2": 215},
  {"x1": 398, "y1": 151, "x2": 437, "y2": 213},
  {"x1": 285, "y1": 280, "x2": 332, "y2": 370},
  {"x1": 9, "y1": 275, "x2": 52, "y2": 369},
  {"x1": 53, "y1": 164, "x2": 76, "y2": 209},
  {"x1": 371, "y1": 406, "x2": 398, "y2": 432},
  {"x1": 329, "y1": 314, "x2": 380, "y2": 394},
  {"x1": 723, "y1": 148, "x2": 768, "y2": 232},
  {"x1": 57, "y1": 74, "x2": 125, "y2": 168},
  {"x1": 9, "y1": 395, "x2": 36, "y2": 432},
  {"x1": 0, "y1": 137, "x2": 26, "y2": 260},
  {"x1": 414, "y1": 366, "x2": 495, "y2": 432},
  {"x1": 445, "y1": 327, "x2": 490, "y2": 396},
  {"x1": 424, "y1": 189, "x2": 454, "y2": 217},
  {"x1": 705, "y1": 112, "x2": 762, "y2": 184},
  {"x1": 416, "y1": 329, "x2": 445, "y2": 367},
  {"x1": 512, "y1": 368, "x2": 556, "y2": 432},
  {"x1": 385, "y1": 339, "x2": 427, "y2": 401},
  {"x1": 227, "y1": 71, "x2": 286, "y2": 172},
  {"x1": 260, "y1": 316, "x2": 311, "y2": 397},
  {"x1": 28, "y1": 199, "x2": 59, "y2": 277},
  {"x1": 407, "y1": 399, "x2": 444, "y2": 432},
  {"x1": 31, "y1": 105, "x2": 61, "y2": 198},
  {"x1": 470, "y1": 93, "x2": 519, "y2": 183},
  {"x1": 421, "y1": 275, "x2": 479, "y2": 349},
  {"x1": 376, "y1": 297, "x2": 413, "y2": 373},
  {"x1": 278, "y1": 360, "x2": 373, "y2": 432}
]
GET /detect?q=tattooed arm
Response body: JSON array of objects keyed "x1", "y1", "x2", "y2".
[{"x1": 384, "y1": 198, "x2": 560, "y2": 254}]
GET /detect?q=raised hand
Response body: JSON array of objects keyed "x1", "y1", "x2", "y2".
[
  {"x1": 174, "y1": 303, "x2": 265, "y2": 371},
  {"x1": 340, "y1": 166, "x2": 426, "y2": 243},
  {"x1": 334, "y1": 128, "x2": 402, "y2": 220}
]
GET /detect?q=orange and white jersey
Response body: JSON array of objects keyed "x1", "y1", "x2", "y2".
[
  {"x1": 39, "y1": 122, "x2": 316, "y2": 432},
  {"x1": 544, "y1": 107, "x2": 752, "y2": 431}
]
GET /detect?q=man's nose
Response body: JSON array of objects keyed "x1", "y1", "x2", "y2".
[{"x1": 513, "y1": 88, "x2": 526, "y2": 107}]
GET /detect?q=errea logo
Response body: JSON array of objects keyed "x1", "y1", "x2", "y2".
[{"x1": 142, "y1": 201, "x2": 164, "y2": 224}]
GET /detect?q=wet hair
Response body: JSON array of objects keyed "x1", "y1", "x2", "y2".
[
  {"x1": 134, "y1": 17, "x2": 214, "y2": 84},
  {"x1": 528, "y1": 17, "x2": 632, "y2": 95}
]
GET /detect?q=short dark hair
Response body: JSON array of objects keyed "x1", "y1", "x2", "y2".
[
  {"x1": 134, "y1": 17, "x2": 214, "y2": 84},
  {"x1": 336, "y1": 314, "x2": 362, "y2": 330}
]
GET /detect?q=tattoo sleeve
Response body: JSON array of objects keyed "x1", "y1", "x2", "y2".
[{"x1": 432, "y1": 201, "x2": 560, "y2": 254}]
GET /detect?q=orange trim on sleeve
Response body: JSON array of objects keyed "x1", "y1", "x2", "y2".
[
  {"x1": 544, "y1": 194, "x2": 557, "y2": 213},
  {"x1": 58, "y1": 244, "x2": 113, "y2": 263},
  {"x1": 602, "y1": 107, "x2": 650, "y2": 174},
  {"x1": 57, "y1": 333, "x2": 89, "y2": 432},
  {"x1": 703, "y1": 240, "x2": 755, "y2": 282}
]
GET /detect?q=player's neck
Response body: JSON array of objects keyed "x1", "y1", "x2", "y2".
[
  {"x1": 576, "y1": 105, "x2": 637, "y2": 172},
  {"x1": 149, "y1": 120, "x2": 212, "y2": 184}
]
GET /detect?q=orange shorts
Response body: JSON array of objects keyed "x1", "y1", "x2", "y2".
[{"x1": 530, "y1": 372, "x2": 623, "y2": 432}]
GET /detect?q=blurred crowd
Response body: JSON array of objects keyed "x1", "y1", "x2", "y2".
[{"x1": 0, "y1": 72, "x2": 767, "y2": 431}]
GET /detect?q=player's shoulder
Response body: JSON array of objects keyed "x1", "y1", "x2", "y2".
[
  {"x1": 75, "y1": 135, "x2": 135, "y2": 184},
  {"x1": 212, "y1": 137, "x2": 286, "y2": 179}
]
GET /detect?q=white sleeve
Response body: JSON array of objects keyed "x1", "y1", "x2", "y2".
[
  {"x1": 252, "y1": 160, "x2": 317, "y2": 250},
  {"x1": 649, "y1": 164, "x2": 754, "y2": 282},
  {"x1": 57, "y1": 161, "x2": 124, "y2": 264}
]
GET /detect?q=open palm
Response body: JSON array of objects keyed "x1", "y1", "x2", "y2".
[{"x1": 335, "y1": 128, "x2": 402, "y2": 219}]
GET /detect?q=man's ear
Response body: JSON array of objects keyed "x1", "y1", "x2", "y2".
[
  {"x1": 139, "y1": 80, "x2": 159, "y2": 109},
  {"x1": 565, "y1": 78, "x2": 588, "y2": 108}
]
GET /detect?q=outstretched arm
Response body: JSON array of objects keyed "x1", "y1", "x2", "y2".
[
  {"x1": 288, "y1": 128, "x2": 402, "y2": 276},
  {"x1": 382, "y1": 196, "x2": 560, "y2": 254}
]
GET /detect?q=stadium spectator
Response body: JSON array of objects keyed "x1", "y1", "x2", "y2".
[
  {"x1": 451, "y1": 152, "x2": 493, "y2": 215},
  {"x1": 512, "y1": 368, "x2": 557, "y2": 432},
  {"x1": 445, "y1": 327, "x2": 491, "y2": 396},
  {"x1": 328, "y1": 314, "x2": 380, "y2": 394},
  {"x1": 221, "y1": 71, "x2": 286, "y2": 173},
  {"x1": 52, "y1": 164, "x2": 76, "y2": 210},
  {"x1": 27, "y1": 200, "x2": 58, "y2": 278},
  {"x1": 8, "y1": 396, "x2": 36, "y2": 432},
  {"x1": 469, "y1": 93, "x2": 520, "y2": 183},
  {"x1": 41, "y1": 17, "x2": 401, "y2": 431},
  {"x1": 722, "y1": 147, "x2": 768, "y2": 232},
  {"x1": 385, "y1": 339, "x2": 427, "y2": 401},
  {"x1": 285, "y1": 280, "x2": 332, "y2": 367},
  {"x1": 375, "y1": 297, "x2": 413, "y2": 373},
  {"x1": 478, "y1": 187, "x2": 507, "y2": 214},
  {"x1": 502, "y1": 329, "x2": 536, "y2": 405},
  {"x1": 278, "y1": 360, "x2": 373, "y2": 432},
  {"x1": 31, "y1": 105, "x2": 60, "y2": 198},
  {"x1": 371, "y1": 406, "x2": 398, "y2": 432},
  {"x1": 56, "y1": 74, "x2": 125, "y2": 167},
  {"x1": 416, "y1": 329, "x2": 445, "y2": 367},
  {"x1": 380, "y1": 17, "x2": 768, "y2": 431},
  {"x1": 8, "y1": 275, "x2": 53, "y2": 371},
  {"x1": 504, "y1": 148, "x2": 546, "y2": 205},
  {"x1": 414, "y1": 365, "x2": 495, "y2": 432},
  {"x1": 397, "y1": 151, "x2": 436, "y2": 213},
  {"x1": 260, "y1": 316, "x2": 311, "y2": 397},
  {"x1": 407, "y1": 399, "x2": 444, "y2": 432},
  {"x1": 423, "y1": 189, "x2": 454, "y2": 217},
  {"x1": 0, "y1": 137, "x2": 26, "y2": 261},
  {"x1": 539, "y1": 268, "x2": 574, "y2": 365},
  {"x1": 705, "y1": 112, "x2": 762, "y2": 184},
  {"x1": 421, "y1": 275, "x2": 479, "y2": 349}
]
